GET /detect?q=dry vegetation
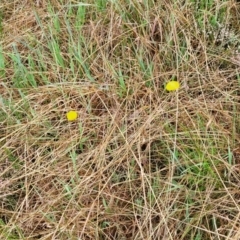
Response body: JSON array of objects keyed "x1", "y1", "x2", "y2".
[{"x1": 0, "y1": 0, "x2": 240, "y2": 239}]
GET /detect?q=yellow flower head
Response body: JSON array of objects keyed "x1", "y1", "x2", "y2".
[
  {"x1": 66, "y1": 110, "x2": 78, "y2": 121},
  {"x1": 165, "y1": 80, "x2": 180, "y2": 91}
]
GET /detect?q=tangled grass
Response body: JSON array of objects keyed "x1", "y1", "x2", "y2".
[{"x1": 0, "y1": 0, "x2": 240, "y2": 239}]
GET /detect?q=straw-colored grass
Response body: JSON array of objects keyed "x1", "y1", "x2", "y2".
[{"x1": 0, "y1": 0, "x2": 240, "y2": 239}]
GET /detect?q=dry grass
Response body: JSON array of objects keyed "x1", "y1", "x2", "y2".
[{"x1": 0, "y1": 0, "x2": 240, "y2": 239}]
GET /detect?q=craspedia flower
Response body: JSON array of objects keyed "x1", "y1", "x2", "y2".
[
  {"x1": 66, "y1": 110, "x2": 78, "y2": 121},
  {"x1": 165, "y1": 80, "x2": 180, "y2": 91}
]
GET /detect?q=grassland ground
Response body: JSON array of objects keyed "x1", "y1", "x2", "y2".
[{"x1": 0, "y1": 0, "x2": 240, "y2": 239}]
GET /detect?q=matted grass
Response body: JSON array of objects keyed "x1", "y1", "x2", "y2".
[{"x1": 0, "y1": 0, "x2": 240, "y2": 239}]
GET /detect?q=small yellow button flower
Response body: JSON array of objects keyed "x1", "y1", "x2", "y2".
[
  {"x1": 165, "y1": 80, "x2": 180, "y2": 91},
  {"x1": 66, "y1": 110, "x2": 78, "y2": 121}
]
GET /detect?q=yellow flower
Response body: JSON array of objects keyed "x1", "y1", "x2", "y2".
[
  {"x1": 165, "y1": 80, "x2": 180, "y2": 91},
  {"x1": 66, "y1": 110, "x2": 78, "y2": 121}
]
